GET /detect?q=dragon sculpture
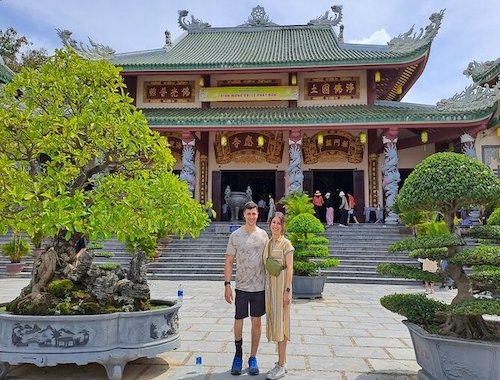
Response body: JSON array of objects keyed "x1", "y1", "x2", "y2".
[
  {"x1": 308, "y1": 5, "x2": 343, "y2": 27},
  {"x1": 287, "y1": 144, "x2": 304, "y2": 194},
  {"x1": 179, "y1": 145, "x2": 196, "y2": 194},
  {"x1": 178, "y1": 10, "x2": 211, "y2": 31},
  {"x1": 381, "y1": 137, "x2": 400, "y2": 223},
  {"x1": 56, "y1": 29, "x2": 115, "y2": 60}
]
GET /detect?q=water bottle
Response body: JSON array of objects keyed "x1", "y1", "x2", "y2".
[
  {"x1": 177, "y1": 283, "x2": 184, "y2": 303},
  {"x1": 195, "y1": 350, "x2": 202, "y2": 370}
]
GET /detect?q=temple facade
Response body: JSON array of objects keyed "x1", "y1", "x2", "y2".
[{"x1": 74, "y1": 6, "x2": 499, "y2": 221}]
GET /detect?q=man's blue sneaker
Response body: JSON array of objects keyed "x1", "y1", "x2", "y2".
[
  {"x1": 231, "y1": 356, "x2": 243, "y2": 375},
  {"x1": 248, "y1": 356, "x2": 259, "y2": 375}
]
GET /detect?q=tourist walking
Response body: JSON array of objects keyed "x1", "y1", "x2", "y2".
[
  {"x1": 347, "y1": 192, "x2": 359, "y2": 224},
  {"x1": 267, "y1": 194, "x2": 275, "y2": 223},
  {"x1": 324, "y1": 192, "x2": 334, "y2": 226},
  {"x1": 224, "y1": 201, "x2": 269, "y2": 375},
  {"x1": 338, "y1": 191, "x2": 349, "y2": 226},
  {"x1": 422, "y1": 258, "x2": 438, "y2": 294},
  {"x1": 313, "y1": 190, "x2": 324, "y2": 222},
  {"x1": 263, "y1": 212, "x2": 294, "y2": 380}
]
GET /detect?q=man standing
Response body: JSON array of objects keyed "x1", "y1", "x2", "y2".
[
  {"x1": 257, "y1": 197, "x2": 267, "y2": 222},
  {"x1": 224, "y1": 201, "x2": 268, "y2": 376}
]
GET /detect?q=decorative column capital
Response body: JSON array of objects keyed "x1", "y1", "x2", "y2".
[
  {"x1": 383, "y1": 127, "x2": 399, "y2": 141},
  {"x1": 181, "y1": 131, "x2": 195, "y2": 145},
  {"x1": 289, "y1": 129, "x2": 302, "y2": 145}
]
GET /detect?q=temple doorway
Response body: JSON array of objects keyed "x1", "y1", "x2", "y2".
[{"x1": 312, "y1": 170, "x2": 355, "y2": 222}]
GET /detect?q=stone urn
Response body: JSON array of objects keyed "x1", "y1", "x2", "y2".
[
  {"x1": 226, "y1": 191, "x2": 250, "y2": 221},
  {"x1": 0, "y1": 301, "x2": 180, "y2": 380}
]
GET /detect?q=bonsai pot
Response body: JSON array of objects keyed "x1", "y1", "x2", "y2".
[
  {"x1": 403, "y1": 320, "x2": 500, "y2": 380},
  {"x1": 0, "y1": 301, "x2": 181, "y2": 380},
  {"x1": 31, "y1": 248, "x2": 44, "y2": 259},
  {"x1": 292, "y1": 274, "x2": 327, "y2": 299},
  {"x1": 5, "y1": 262, "x2": 25, "y2": 275}
]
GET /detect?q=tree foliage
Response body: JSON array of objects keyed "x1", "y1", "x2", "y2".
[{"x1": 0, "y1": 27, "x2": 48, "y2": 71}]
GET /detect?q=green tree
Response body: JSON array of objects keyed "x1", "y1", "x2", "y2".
[
  {"x1": 0, "y1": 49, "x2": 210, "y2": 314},
  {"x1": 378, "y1": 152, "x2": 500, "y2": 340},
  {"x1": 0, "y1": 27, "x2": 48, "y2": 71}
]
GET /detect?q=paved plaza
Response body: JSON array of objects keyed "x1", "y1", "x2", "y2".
[{"x1": 0, "y1": 278, "x2": 456, "y2": 379}]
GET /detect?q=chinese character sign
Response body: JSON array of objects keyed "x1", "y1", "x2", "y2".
[
  {"x1": 305, "y1": 77, "x2": 360, "y2": 100},
  {"x1": 144, "y1": 81, "x2": 195, "y2": 103}
]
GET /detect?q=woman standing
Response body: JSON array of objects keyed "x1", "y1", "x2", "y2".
[
  {"x1": 267, "y1": 194, "x2": 275, "y2": 223},
  {"x1": 324, "y1": 192, "x2": 334, "y2": 226},
  {"x1": 263, "y1": 212, "x2": 294, "y2": 380}
]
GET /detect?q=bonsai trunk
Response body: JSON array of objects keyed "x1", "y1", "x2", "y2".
[{"x1": 438, "y1": 314, "x2": 500, "y2": 341}]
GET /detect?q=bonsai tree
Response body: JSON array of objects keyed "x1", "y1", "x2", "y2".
[
  {"x1": 1, "y1": 234, "x2": 31, "y2": 263},
  {"x1": 0, "y1": 49, "x2": 211, "y2": 315},
  {"x1": 377, "y1": 152, "x2": 500, "y2": 340},
  {"x1": 282, "y1": 192, "x2": 339, "y2": 276}
]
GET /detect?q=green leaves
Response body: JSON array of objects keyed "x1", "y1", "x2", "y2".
[
  {"x1": 377, "y1": 263, "x2": 442, "y2": 283},
  {"x1": 389, "y1": 235, "x2": 464, "y2": 252},
  {"x1": 380, "y1": 293, "x2": 447, "y2": 325}
]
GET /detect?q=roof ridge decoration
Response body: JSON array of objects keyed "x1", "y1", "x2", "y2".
[
  {"x1": 56, "y1": 29, "x2": 115, "y2": 60},
  {"x1": 388, "y1": 9, "x2": 445, "y2": 54},
  {"x1": 178, "y1": 10, "x2": 211, "y2": 31},
  {"x1": 436, "y1": 82, "x2": 499, "y2": 113},
  {"x1": 463, "y1": 58, "x2": 500, "y2": 83},
  {"x1": 239, "y1": 5, "x2": 277, "y2": 27},
  {"x1": 307, "y1": 5, "x2": 343, "y2": 27}
]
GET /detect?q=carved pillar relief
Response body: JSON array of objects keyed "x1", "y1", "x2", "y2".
[
  {"x1": 287, "y1": 130, "x2": 304, "y2": 194},
  {"x1": 199, "y1": 154, "x2": 208, "y2": 204},
  {"x1": 460, "y1": 133, "x2": 476, "y2": 158},
  {"x1": 382, "y1": 131, "x2": 401, "y2": 224},
  {"x1": 368, "y1": 153, "x2": 379, "y2": 208},
  {"x1": 179, "y1": 132, "x2": 196, "y2": 195}
]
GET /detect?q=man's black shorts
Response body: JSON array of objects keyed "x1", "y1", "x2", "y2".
[{"x1": 235, "y1": 289, "x2": 265, "y2": 319}]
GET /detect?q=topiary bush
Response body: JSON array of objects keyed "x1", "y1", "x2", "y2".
[
  {"x1": 377, "y1": 152, "x2": 500, "y2": 341},
  {"x1": 487, "y1": 207, "x2": 500, "y2": 226}
]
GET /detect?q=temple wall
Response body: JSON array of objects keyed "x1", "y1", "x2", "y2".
[
  {"x1": 475, "y1": 128, "x2": 500, "y2": 174},
  {"x1": 397, "y1": 144, "x2": 435, "y2": 168}
]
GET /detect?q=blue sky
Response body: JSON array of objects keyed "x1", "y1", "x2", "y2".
[{"x1": 1, "y1": 0, "x2": 498, "y2": 105}]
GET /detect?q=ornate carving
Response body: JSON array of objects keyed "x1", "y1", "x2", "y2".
[
  {"x1": 463, "y1": 58, "x2": 500, "y2": 80},
  {"x1": 150, "y1": 313, "x2": 178, "y2": 340},
  {"x1": 179, "y1": 143, "x2": 196, "y2": 194},
  {"x1": 387, "y1": 9, "x2": 445, "y2": 54},
  {"x1": 199, "y1": 154, "x2": 208, "y2": 204},
  {"x1": 164, "y1": 30, "x2": 173, "y2": 51},
  {"x1": 382, "y1": 136, "x2": 400, "y2": 224},
  {"x1": 177, "y1": 10, "x2": 211, "y2": 31},
  {"x1": 302, "y1": 130, "x2": 363, "y2": 164},
  {"x1": 436, "y1": 83, "x2": 499, "y2": 112},
  {"x1": 240, "y1": 5, "x2": 277, "y2": 27},
  {"x1": 12, "y1": 323, "x2": 90, "y2": 347},
  {"x1": 287, "y1": 143, "x2": 304, "y2": 194},
  {"x1": 460, "y1": 133, "x2": 476, "y2": 158},
  {"x1": 56, "y1": 29, "x2": 115, "y2": 60},
  {"x1": 307, "y1": 5, "x2": 343, "y2": 27},
  {"x1": 368, "y1": 153, "x2": 379, "y2": 208},
  {"x1": 214, "y1": 132, "x2": 284, "y2": 164}
]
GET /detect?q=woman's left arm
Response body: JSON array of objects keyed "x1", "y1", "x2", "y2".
[{"x1": 283, "y1": 250, "x2": 294, "y2": 307}]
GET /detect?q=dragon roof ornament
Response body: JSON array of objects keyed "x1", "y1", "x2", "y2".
[
  {"x1": 56, "y1": 29, "x2": 115, "y2": 60},
  {"x1": 436, "y1": 81, "x2": 499, "y2": 113},
  {"x1": 463, "y1": 58, "x2": 500, "y2": 82},
  {"x1": 178, "y1": 10, "x2": 211, "y2": 31},
  {"x1": 239, "y1": 5, "x2": 277, "y2": 27},
  {"x1": 388, "y1": 9, "x2": 445, "y2": 54},
  {"x1": 307, "y1": 5, "x2": 343, "y2": 27}
]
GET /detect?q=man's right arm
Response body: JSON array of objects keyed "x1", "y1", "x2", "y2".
[{"x1": 224, "y1": 255, "x2": 234, "y2": 304}]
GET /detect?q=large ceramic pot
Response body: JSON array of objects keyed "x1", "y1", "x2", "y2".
[
  {"x1": 226, "y1": 191, "x2": 250, "y2": 221},
  {"x1": 403, "y1": 320, "x2": 500, "y2": 380},
  {"x1": 0, "y1": 301, "x2": 180, "y2": 380},
  {"x1": 292, "y1": 275, "x2": 327, "y2": 299},
  {"x1": 5, "y1": 262, "x2": 25, "y2": 275}
]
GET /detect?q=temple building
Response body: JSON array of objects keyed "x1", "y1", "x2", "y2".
[{"x1": 71, "y1": 6, "x2": 499, "y2": 221}]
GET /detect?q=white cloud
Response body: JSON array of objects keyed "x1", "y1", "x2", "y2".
[{"x1": 348, "y1": 29, "x2": 392, "y2": 45}]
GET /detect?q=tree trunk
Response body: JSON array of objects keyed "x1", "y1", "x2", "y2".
[{"x1": 439, "y1": 314, "x2": 500, "y2": 341}]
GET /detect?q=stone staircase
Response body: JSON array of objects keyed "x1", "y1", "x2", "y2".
[{"x1": 0, "y1": 223, "x2": 419, "y2": 285}]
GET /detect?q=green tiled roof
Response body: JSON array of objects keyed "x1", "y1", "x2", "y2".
[
  {"x1": 0, "y1": 57, "x2": 14, "y2": 84},
  {"x1": 113, "y1": 26, "x2": 430, "y2": 72},
  {"x1": 142, "y1": 100, "x2": 497, "y2": 128},
  {"x1": 472, "y1": 58, "x2": 500, "y2": 85}
]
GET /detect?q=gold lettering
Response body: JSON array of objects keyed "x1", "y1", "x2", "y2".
[
  {"x1": 346, "y1": 82, "x2": 355, "y2": 93},
  {"x1": 325, "y1": 139, "x2": 332, "y2": 147},
  {"x1": 333, "y1": 139, "x2": 341, "y2": 146},
  {"x1": 148, "y1": 87, "x2": 157, "y2": 97},
  {"x1": 342, "y1": 140, "x2": 349, "y2": 148},
  {"x1": 334, "y1": 83, "x2": 343, "y2": 94},
  {"x1": 232, "y1": 137, "x2": 241, "y2": 148},
  {"x1": 170, "y1": 87, "x2": 179, "y2": 97},
  {"x1": 159, "y1": 87, "x2": 168, "y2": 97},
  {"x1": 181, "y1": 86, "x2": 191, "y2": 97},
  {"x1": 310, "y1": 84, "x2": 319, "y2": 94},
  {"x1": 321, "y1": 83, "x2": 330, "y2": 94},
  {"x1": 244, "y1": 135, "x2": 254, "y2": 147}
]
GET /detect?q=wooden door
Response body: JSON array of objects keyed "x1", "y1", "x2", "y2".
[
  {"x1": 275, "y1": 171, "x2": 286, "y2": 213},
  {"x1": 353, "y1": 170, "x2": 365, "y2": 221},
  {"x1": 212, "y1": 171, "x2": 221, "y2": 221}
]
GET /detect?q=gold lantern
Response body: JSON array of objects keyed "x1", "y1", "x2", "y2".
[
  {"x1": 221, "y1": 134, "x2": 228, "y2": 147},
  {"x1": 359, "y1": 131, "x2": 367, "y2": 144},
  {"x1": 317, "y1": 132, "x2": 324, "y2": 147},
  {"x1": 257, "y1": 135, "x2": 265, "y2": 147},
  {"x1": 396, "y1": 85, "x2": 403, "y2": 94},
  {"x1": 421, "y1": 130, "x2": 428, "y2": 144},
  {"x1": 291, "y1": 74, "x2": 297, "y2": 86},
  {"x1": 374, "y1": 71, "x2": 381, "y2": 83},
  {"x1": 497, "y1": 127, "x2": 500, "y2": 137}
]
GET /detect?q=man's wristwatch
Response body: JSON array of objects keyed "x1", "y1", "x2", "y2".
[
  {"x1": 285, "y1": 287, "x2": 291, "y2": 293},
  {"x1": 224, "y1": 281, "x2": 231, "y2": 286}
]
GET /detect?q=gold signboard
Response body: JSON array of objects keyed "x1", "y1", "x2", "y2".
[
  {"x1": 302, "y1": 130, "x2": 363, "y2": 164},
  {"x1": 200, "y1": 86, "x2": 298, "y2": 102},
  {"x1": 214, "y1": 132, "x2": 284, "y2": 164},
  {"x1": 305, "y1": 76, "x2": 360, "y2": 100},
  {"x1": 144, "y1": 80, "x2": 195, "y2": 103},
  {"x1": 157, "y1": 132, "x2": 183, "y2": 161}
]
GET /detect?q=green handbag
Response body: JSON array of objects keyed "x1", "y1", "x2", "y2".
[{"x1": 265, "y1": 242, "x2": 286, "y2": 276}]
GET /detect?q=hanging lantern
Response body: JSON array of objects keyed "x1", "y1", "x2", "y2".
[
  {"x1": 497, "y1": 127, "x2": 500, "y2": 137},
  {"x1": 421, "y1": 130, "x2": 428, "y2": 144},
  {"x1": 199, "y1": 76, "x2": 204, "y2": 87},
  {"x1": 317, "y1": 132, "x2": 324, "y2": 147},
  {"x1": 396, "y1": 85, "x2": 403, "y2": 94},
  {"x1": 257, "y1": 135, "x2": 265, "y2": 147},
  {"x1": 374, "y1": 71, "x2": 381, "y2": 83},
  {"x1": 359, "y1": 131, "x2": 367, "y2": 144},
  {"x1": 220, "y1": 134, "x2": 228, "y2": 147},
  {"x1": 291, "y1": 74, "x2": 297, "y2": 86}
]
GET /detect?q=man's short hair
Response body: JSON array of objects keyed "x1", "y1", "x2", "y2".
[{"x1": 243, "y1": 201, "x2": 258, "y2": 211}]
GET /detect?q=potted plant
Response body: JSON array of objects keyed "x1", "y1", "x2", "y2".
[
  {"x1": 1, "y1": 234, "x2": 32, "y2": 274},
  {"x1": 0, "y1": 49, "x2": 211, "y2": 379},
  {"x1": 282, "y1": 192, "x2": 339, "y2": 299},
  {"x1": 376, "y1": 152, "x2": 500, "y2": 380}
]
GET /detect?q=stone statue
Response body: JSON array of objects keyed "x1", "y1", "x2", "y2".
[
  {"x1": 245, "y1": 186, "x2": 252, "y2": 201},
  {"x1": 179, "y1": 144, "x2": 196, "y2": 194},
  {"x1": 56, "y1": 29, "x2": 115, "y2": 60},
  {"x1": 287, "y1": 144, "x2": 304, "y2": 194},
  {"x1": 381, "y1": 136, "x2": 400, "y2": 224},
  {"x1": 178, "y1": 10, "x2": 211, "y2": 31}
]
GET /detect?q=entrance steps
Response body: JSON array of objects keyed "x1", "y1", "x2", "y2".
[{"x1": 0, "y1": 223, "x2": 418, "y2": 285}]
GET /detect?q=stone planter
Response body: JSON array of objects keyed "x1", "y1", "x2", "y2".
[
  {"x1": 5, "y1": 262, "x2": 25, "y2": 275},
  {"x1": 292, "y1": 275, "x2": 327, "y2": 299},
  {"x1": 0, "y1": 301, "x2": 180, "y2": 380},
  {"x1": 403, "y1": 320, "x2": 500, "y2": 380}
]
